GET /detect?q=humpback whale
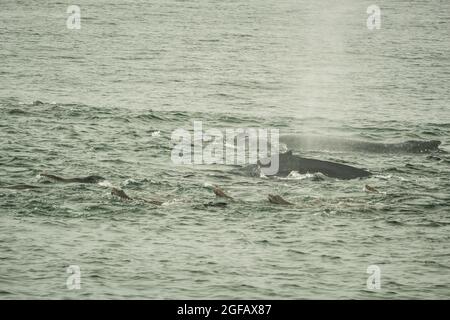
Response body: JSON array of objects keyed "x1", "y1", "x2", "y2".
[
  {"x1": 243, "y1": 151, "x2": 371, "y2": 180},
  {"x1": 279, "y1": 135, "x2": 442, "y2": 154},
  {"x1": 40, "y1": 173, "x2": 105, "y2": 184}
]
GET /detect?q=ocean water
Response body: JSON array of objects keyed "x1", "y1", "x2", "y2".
[{"x1": 0, "y1": 0, "x2": 449, "y2": 299}]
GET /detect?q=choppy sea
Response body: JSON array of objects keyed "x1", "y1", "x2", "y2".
[{"x1": 0, "y1": 0, "x2": 449, "y2": 299}]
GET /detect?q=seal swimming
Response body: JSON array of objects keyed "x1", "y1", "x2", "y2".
[
  {"x1": 268, "y1": 194, "x2": 293, "y2": 205},
  {"x1": 212, "y1": 185, "x2": 233, "y2": 199},
  {"x1": 242, "y1": 150, "x2": 371, "y2": 180},
  {"x1": 111, "y1": 187, "x2": 163, "y2": 205},
  {"x1": 40, "y1": 173, "x2": 105, "y2": 184},
  {"x1": 364, "y1": 184, "x2": 380, "y2": 193},
  {"x1": 0, "y1": 184, "x2": 41, "y2": 190}
]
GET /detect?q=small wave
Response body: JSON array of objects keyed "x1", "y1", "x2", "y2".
[
  {"x1": 6, "y1": 108, "x2": 30, "y2": 115},
  {"x1": 36, "y1": 173, "x2": 48, "y2": 182},
  {"x1": 98, "y1": 180, "x2": 115, "y2": 188},
  {"x1": 386, "y1": 220, "x2": 404, "y2": 226},
  {"x1": 203, "y1": 182, "x2": 215, "y2": 188},
  {"x1": 373, "y1": 174, "x2": 393, "y2": 180},
  {"x1": 136, "y1": 112, "x2": 166, "y2": 121}
]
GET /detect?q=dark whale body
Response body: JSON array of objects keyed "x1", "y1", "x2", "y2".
[
  {"x1": 40, "y1": 173, "x2": 105, "y2": 184},
  {"x1": 0, "y1": 184, "x2": 41, "y2": 190},
  {"x1": 244, "y1": 151, "x2": 371, "y2": 180}
]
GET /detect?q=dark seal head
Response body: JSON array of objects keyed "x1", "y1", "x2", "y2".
[
  {"x1": 111, "y1": 187, "x2": 132, "y2": 200},
  {"x1": 364, "y1": 184, "x2": 380, "y2": 193},
  {"x1": 80, "y1": 176, "x2": 105, "y2": 184},
  {"x1": 213, "y1": 186, "x2": 233, "y2": 199},
  {"x1": 203, "y1": 202, "x2": 228, "y2": 208},
  {"x1": 39, "y1": 173, "x2": 105, "y2": 184},
  {"x1": 268, "y1": 194, "x2": 293, "y2": 205}
]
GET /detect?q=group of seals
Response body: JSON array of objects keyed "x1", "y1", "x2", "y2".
[
  {"x1": 0, "y1": 177, "x2": 380, "y2": 207},
  {"x1": 212, "y1": 185, "x2": 293, "y2": 206},
  {"x1": 2, "y1": 173, "x2": 296, "y2": 207},
  {"x1": 2, "y1": 156, "x2": 382, "y2": 207},
  {"x1": 212, "y1": 183, "x2": 382, "y2": 206},
  {"x1": 39, "y1": 173, "x2": 164, "y2": 205}
]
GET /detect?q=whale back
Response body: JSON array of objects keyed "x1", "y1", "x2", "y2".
[
  {"x1": 279, "y1": 135, "x2": 442, "y2": 154},
  {"x1": 258, "y1": 151, "x2": 371, "y2": 180}
]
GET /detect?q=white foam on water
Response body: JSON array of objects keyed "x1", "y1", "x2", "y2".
[
  {"x1": 281, "y1": 171, "x2": 326, "y2": 180},
  {"x1": 36, "y1": 173, "x2": 52, "y2": 182},
  {"x1": 374, "y1": 174, "x2": 392, "y2": 180},
  {"x1": 98, "y1": 180, "x2": 114, "y2": 188},
  {"x1": 123, "y1": 178, "x2": 140, "y2": 186}
]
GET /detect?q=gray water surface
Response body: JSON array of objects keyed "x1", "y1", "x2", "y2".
[{"x1": 0, "y1": 0, "x2": 449, "y2": 299}]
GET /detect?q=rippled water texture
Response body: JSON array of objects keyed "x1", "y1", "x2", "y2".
[{"x1": 0, "y1": 0, "x2": 449, "y2": 299}]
